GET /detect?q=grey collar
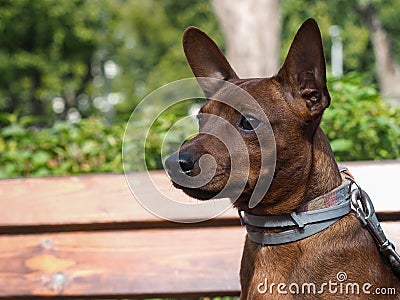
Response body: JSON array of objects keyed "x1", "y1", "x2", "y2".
[
  {"x1": 238, "y1": 168, "x2": 400, "y2": 277},
  {"x1": 238, "y1": 173, "x2": 352, "y2": 245}
]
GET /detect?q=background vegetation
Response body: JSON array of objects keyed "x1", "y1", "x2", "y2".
[{"x1": 0, "y1": 0, "x2": 399, "y2": 179}]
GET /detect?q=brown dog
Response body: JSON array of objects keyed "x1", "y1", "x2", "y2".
[{"x1": 165, "y1": 19, "x2": 399, "y2": 299}]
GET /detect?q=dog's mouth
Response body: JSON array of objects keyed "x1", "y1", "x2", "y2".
[
  {"x1": 173, "y1": 184, "x2": 220, "y2": 200},
  {"x1": 169, "y1": 173, "x2": 257, "y2": 203},
  {"x1": 169, "y1": 172, "x2": 228, "y2": 200}
]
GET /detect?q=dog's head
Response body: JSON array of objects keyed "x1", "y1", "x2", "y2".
[{"x1": 165, "y1": 19, "x2": 331, "y2": 211}]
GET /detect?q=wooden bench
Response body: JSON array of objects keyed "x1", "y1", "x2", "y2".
[{"x1": 0, "y1": 161, "x2": 399, "y2": 299}]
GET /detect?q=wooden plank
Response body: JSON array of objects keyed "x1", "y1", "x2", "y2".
[
  {"x1": 0, "y1": 223, "x2": 398, "y2": 299},
  {"x1": 0, "y1": 171, "x2": 239, "y2": 232},
  {"x1": 0, "y1": 227, "x2": 244, "y2": 298},
  {"x1": 0, "y1": 161, "x2": 399, "y2": 232},
  {"x1": 381, "y1": 222, "x2": 400, "y2": 247},
  {"x1": 345, "y1": 160, "x2": 400, "y2": 214}
]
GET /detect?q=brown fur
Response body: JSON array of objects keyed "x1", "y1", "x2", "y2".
[{"x1": 165, "y1": 19, "x2": 400, "y2": 299}]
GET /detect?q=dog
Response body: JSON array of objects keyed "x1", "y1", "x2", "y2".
[{"x1": 165, "y1": 18, "x2": 400, "y2": 299}]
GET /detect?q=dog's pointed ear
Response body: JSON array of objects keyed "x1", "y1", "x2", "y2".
[
  {"x1": 277, "y1": 18, "x2": 330, "y2": 121},
  {"x1": 183, "y1": 26, "x2": 238, "y2": 97}
]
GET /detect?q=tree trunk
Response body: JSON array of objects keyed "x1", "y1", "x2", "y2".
[
  {"x1": 357, "y1": 2, "x2": 400, "y2": 105},
  {"x1": 211, "y1": 0, "x2": 281, "y2": 78},
  {"x1": 31, "y1": 70, "x2": 45, "y2": 119}
]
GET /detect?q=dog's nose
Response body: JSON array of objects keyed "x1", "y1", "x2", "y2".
[
  {"x1": 178, "y1": 152, "x2": 195, "y2": 173},
  {"x1": 165, "y1": 152, "x2": 195, "y2": 175}
]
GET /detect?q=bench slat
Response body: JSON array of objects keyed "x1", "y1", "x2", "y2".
[
  {"x1": 0, "y1": 222, "x2": 399, "y2": 299},
  {"x1": 0, "y1": 227, "x2": 244, "y2": 298},
  {"x1": 0, "y1": 161, "x2": 398, "y2": 299},
  {"x1": 1, "y1": 161, "x2": 400, "y2": 232},
  {"x1": 345, "y1": 160, "x2": 400, "y2": 214},
  {"x1": 0, "y1": 171, "x2": 239, "y2": 232}
]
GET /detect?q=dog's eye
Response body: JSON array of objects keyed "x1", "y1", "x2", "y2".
[{"x1": 240, "y1": 116, "x2": 260, "y2": 131}]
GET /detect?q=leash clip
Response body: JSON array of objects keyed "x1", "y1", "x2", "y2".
[
  {"x1": 351, "y1": 189, "x2": 385, "y2": 244},
  {"x1": 351, "y1": 188, "x2": 400, "y2": 268},
  {"x1": 351, "y1": 189, "x2": 371, "y2": 227}
]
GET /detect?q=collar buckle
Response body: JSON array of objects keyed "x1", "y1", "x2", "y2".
[{"x1": 290, "y1": 212, "x2": 305, "y2": 228}]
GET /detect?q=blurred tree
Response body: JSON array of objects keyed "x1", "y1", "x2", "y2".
[
  {"x1": 0, "y1": 0, "x2": 220, "y2": 125},
  {"x1": 0, "y1": 0, "x2": 122, "y2": 124},
  {"x1": 111, "y1": 0, "x2": 221, "y2": 121},
  {"x1": 211, "y1": 0, "x2": 280, "y2": 77},
  {"x1": 357, "y1": 0, "x2": 400, "y2": 105},
  {"x1": 281, "y1": 0, "x2": 400, "y2": 105},
  {"x1": 2, "y1": 0, "x2": 400, "y2": 127},
  {"x1": 281, "y1": 0, "x2": 372, "y2": 77}
]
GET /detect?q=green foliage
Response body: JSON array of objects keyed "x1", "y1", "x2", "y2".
[
  {"x1": 281, "y1": 1, "x2": 368, "y2": 73},
  {"x1": 112, "y1": 0, "x2": 221, "y2": 121},
  {"x1": 0, "y1": 0, "x2": 121, "y2": 122},
  {"x1": 281, "y1": 0, "x2": 400, "y2": 82},
  {"x1": 1, "y1": 73, "x2": 398, "y2": 178},
  {"x1": 123, "y1": 100, "x2": 200, "y2": 172},
  {"x1": 323, "y1": 73, "x2": 400, "y2": 161},
  {"x1": 0, "y1": 114, "x2": 123, "y2": 178},
  {"x1": 1, "y1": 1, "x2": 399, "y2": 179},
  {"x1": 374, "y1": 0, "x2": 400, "y2": 64},
  {"x1": 0, "y1": 102, "x2": 199, "y2": 177},
  {"x1": 0, "y1": 0, "x2": 220, "y2": 125}
]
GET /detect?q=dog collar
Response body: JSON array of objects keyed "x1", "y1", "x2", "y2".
[
  {"x1": 238, "y1": 168, "x2": 400, "y2": 277},
  {"x1": 238, "y1": 170, "x2": 352, "y2": 245}
]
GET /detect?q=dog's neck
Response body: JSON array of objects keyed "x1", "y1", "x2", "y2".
[
  {"x1": 304, "y1": 127, "x2": 342, "y2": 204},
  {"x1": 240, "y1": 127, "x2": 342, "y2": 216}
]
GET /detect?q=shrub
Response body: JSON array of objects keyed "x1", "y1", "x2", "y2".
[
  {"x1": 1, "y1": 72, "x2": 399, "y2": 178},
  {"x1": 0, "y1": 115, "x2": 123, "y2": 178},
  {"x1": 323, "y1": 73, "x2": 400, "y2": 161},
  {"x1": 123, "y1": 100, "x2": 199, "y2": 173}
]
